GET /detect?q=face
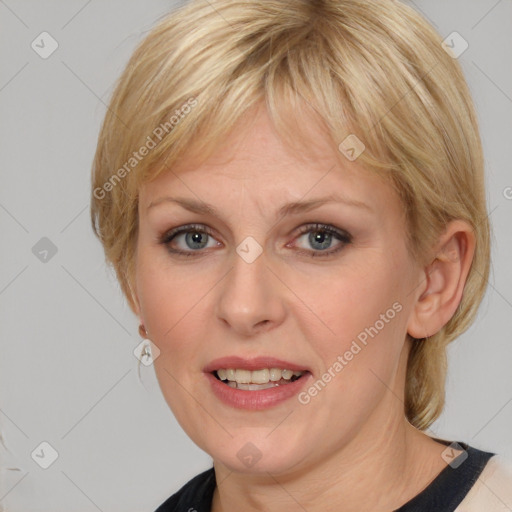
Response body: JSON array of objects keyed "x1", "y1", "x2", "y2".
[{"x1": 134, "y1": 105, "x2": 422, "y2": 475}]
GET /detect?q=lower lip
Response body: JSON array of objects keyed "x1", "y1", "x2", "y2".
[{"x1": 205, "y1": 372, "x2": 312, "y2": 410}]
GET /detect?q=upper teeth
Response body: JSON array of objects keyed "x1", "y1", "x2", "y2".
[{"x1": 216, "y1": 368, "x2": 304, "y2": 384}]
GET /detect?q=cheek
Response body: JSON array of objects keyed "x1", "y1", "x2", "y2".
[
  {"x1": 294, "y1": 255, "x2": 409, "y2": 376},
  {"x1": 136, "y1": 251, "x2": 203, "y2": 352},
  {"x1": 307, "y1": 256, "x2": 402, "y2": 324},
  {"x1": 135, "y1": 254, "x2": 211, "y2": 428}
]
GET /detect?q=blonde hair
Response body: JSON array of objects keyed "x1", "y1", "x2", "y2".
[{"x1": 91, "y1": 0, "x2": 490, "y2": 430}]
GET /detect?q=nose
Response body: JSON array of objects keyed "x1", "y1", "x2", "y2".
[{"x1": 215, "y1": 245, "x2": 286, "y2": 337}]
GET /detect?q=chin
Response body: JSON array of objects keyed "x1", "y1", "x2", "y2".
[
  {"x1": 218, "y1": 454, "x2": 303, "y2": 475},
  {"x1": 208, "y1": 436, "x2": 308, "y2": 476}
]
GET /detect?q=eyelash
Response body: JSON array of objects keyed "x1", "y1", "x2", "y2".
[
  {"x1": 159, "y1": 223, "x2": 352, "y2": 258},
  {"x1": 292, "y1": 223, "x2": 352, "y2": 257}
]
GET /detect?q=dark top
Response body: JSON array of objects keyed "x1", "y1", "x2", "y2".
[{"x1": 154, "y1": 439, "x2": 495, "y2": 512}]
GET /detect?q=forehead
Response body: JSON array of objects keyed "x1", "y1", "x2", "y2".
[{"x1": 139, "y1": 105, "x2": 398, "y2": 221}]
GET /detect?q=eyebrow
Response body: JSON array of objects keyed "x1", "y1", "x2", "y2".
[{"x1": 147, "y1": 194, "x2": 373, "y2": 217}]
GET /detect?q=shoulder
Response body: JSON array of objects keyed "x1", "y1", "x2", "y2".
[
  {"x1": 456, "y1": 454, "x2": 512, "y2": 511},
  {"x1": 153, "y1": 467, "x2": 216, "y2": 512}
]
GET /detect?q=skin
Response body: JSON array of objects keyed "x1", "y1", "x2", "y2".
[{"x1": 132, "y1": 103, "x2": 475, "y2": 511}]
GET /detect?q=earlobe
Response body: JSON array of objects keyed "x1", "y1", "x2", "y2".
[{"x1": 407, "y1": 220, "x2": 475, "y2": 339}]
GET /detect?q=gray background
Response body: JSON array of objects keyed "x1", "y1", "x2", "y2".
[{"x1": 0, "y1": 1, "x2": 511, "y2": 511}]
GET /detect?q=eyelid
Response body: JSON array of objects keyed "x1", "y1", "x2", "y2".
[
  {"x1": 159, "y1": 223, "x2": 218, "y2": 244},
  {"x1": 293, "y1": 223, "x2": 352, "y2": 242},
  {"x1": 288, "y1": 223, "x2": 352, "y2": 257},
  {"x1": 159, "y1": 223, "x2": 221, "y2": 257}
]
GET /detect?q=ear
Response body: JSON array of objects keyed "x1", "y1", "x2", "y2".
[
  {"x1": 407, "y1": 220, "x2": 476, "y2": 339},
  {"x1": 127, "y1": 280, "x2": 143, "y2": 321}
]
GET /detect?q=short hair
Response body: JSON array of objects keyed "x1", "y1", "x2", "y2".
[{"x1": 90, "y1": 0, "x2": 491, "y2": 430}]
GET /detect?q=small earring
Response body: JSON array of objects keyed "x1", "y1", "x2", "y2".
[{"x1": 137, "y1": 324, "x2": 154, "y2": 366}]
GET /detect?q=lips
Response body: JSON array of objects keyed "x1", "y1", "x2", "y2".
[
  {"x1": 203, "y1": 356, "x2": 312, "y2": 410},
  {"x1": 203, "y1": 356, "x2": 311, "y2": 374}
]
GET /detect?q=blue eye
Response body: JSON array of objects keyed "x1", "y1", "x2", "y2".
[
  {"x1": 160, "y1": 224, "x2": 219, "y2": 257},
  {"x1": 292, "y1": 223, "x2": 352, "y2": 257},
  {"x1": 302, "y1": 229, "x2": 334, "y2": 250},
  {"x1": 180, "y1": 231, "x2": 209, "y2": 250}
]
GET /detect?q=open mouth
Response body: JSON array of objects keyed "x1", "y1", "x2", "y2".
[{"x1": 213, "y1": 368, "x2": 307, "y2": 391}]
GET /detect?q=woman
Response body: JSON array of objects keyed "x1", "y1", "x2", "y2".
[{"x1": 90, "y1": 0, "x2": 512, "y2": 510}]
